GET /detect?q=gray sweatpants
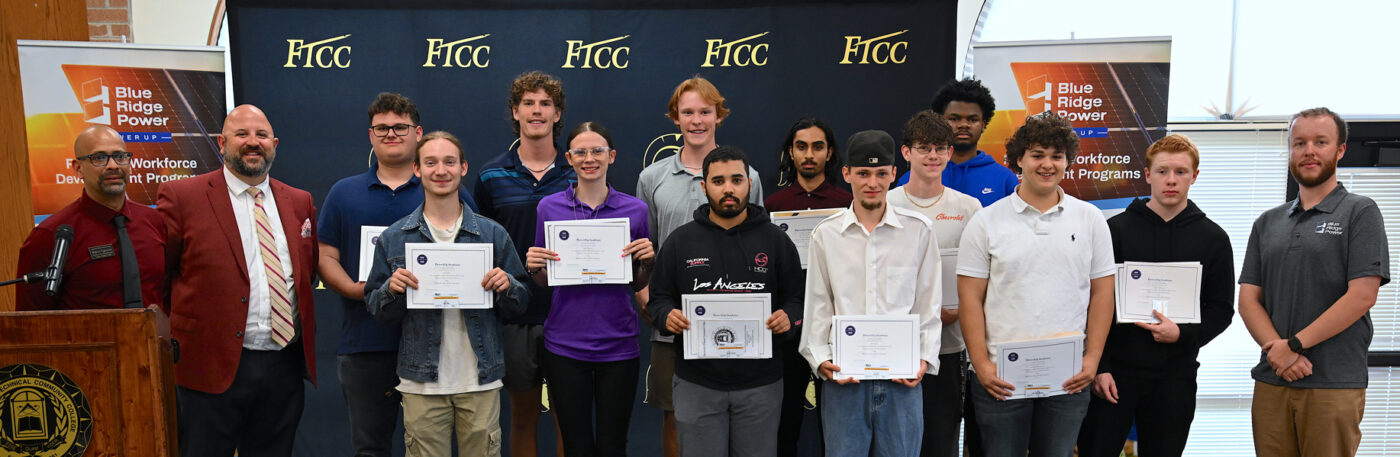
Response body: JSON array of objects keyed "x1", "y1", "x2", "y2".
[{"x1": 673, "y1": 377, "x2": 782, "y2": 457}]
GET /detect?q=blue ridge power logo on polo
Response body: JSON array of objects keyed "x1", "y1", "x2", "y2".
[{"x1": 0, "y1": 364, "x2": 92, "y2": 457}]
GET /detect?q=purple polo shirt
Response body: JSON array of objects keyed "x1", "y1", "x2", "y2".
[{"x1": 535, "y1": 185, "x2": 651, "y2": 362}]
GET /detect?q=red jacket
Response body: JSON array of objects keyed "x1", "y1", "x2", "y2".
[{"x1": 158, "y1": 169, "x2": 318, "y2": 394}]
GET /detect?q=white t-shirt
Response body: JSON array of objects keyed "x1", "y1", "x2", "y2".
[
  {"x1": 888, "y1": 186, "x2": 981, "y2": 354},
  {"x1": 956, "y1": 188, "x2": 1114, "y2": 361},
  {"x1": 397, "y1": 207, "x2": 503, "y2": 395}
]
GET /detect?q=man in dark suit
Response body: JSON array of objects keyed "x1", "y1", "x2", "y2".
[{"x1": 158, "y1": 104, "x2": 319, "y2": 457}]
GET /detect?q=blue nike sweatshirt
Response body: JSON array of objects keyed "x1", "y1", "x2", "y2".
[{"x1": 897, "y1": 150, "x2": 1019, "y2": 207}]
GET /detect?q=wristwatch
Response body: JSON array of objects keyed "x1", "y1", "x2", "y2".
[{"x1": 1287, "y1": 336, "x2": 1304, "y2": 353}]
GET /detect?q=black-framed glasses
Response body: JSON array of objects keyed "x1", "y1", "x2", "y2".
[
  {"x1": 76, "y1": 151, "x2": 133, "y2": 166},
  {"x1": 567, "y1": 146, "x2": 612, "y2": 159},
  {"x1": 371, "y1": 124, "x2": 416, "y2": 137}
]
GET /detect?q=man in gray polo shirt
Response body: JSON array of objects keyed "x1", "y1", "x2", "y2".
[{"x1": 1239, "y1": 107, "x2": 1389, "y2": 457}]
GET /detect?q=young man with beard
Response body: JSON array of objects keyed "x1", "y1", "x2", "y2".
[
  {"x1": 801, "y1": 130, "x2": 942, "y2": 457},
  {"x1": 887, "y1": 111, "x2": 981, "y2": 457},
  {"x1": 17, "y1": 125, "x2": 166, "y2": 310},
  {"x1": 1239, "y1": 108, "x2": 1388, "y2": 457},
  {"x1": 158, "y1": 105, "x2": 320, "y2": 457},
  {"x1": 646, "y1": 145, "x2": 803, "y2": 457},
  {"x1": 766, "y1": 117, "x2": 851, "y2": 211},
  {"x1": 897, "y1": 78, "x2": 1018, "y2": 208},
  {"x1": 474, "y1": 71, "x2": 574, "y2": 456},
  {"x1": 957, "y1": 113, "x2": 1114, "y2": 457},
  {"x1": 365, "y1": 132, "x2": 529, "y2": 457},
  {"x1": 637, "y1": 76, "x2": 764, "y2": 457},
  {"x1": 763, "y1": 117, "x2": 849, "y2": 456},
  {"x1": 1076, "y1": 134, "x2": 1235, "y2": 457},
  {"x1": 317, "y1": 93, "x2": 479, "y2": 456}
]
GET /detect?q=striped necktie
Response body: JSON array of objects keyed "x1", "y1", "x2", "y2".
[{"x1": 247, "y1": 187, "x2": 294, "y2": 347}]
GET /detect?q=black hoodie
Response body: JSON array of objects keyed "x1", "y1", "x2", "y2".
[
  {"x1": 647, "y1": 203, "x2": 806, "y2": 391},
  {"x1": 1102, "y1": 198, "x2": 1235, "y2": 378}
]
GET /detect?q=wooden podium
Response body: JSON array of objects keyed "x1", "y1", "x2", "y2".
[{"x1": 0, "y1": 308, "x2": 177, "y2": 456}]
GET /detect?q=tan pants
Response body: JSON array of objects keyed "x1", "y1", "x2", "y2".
[
  {"x1": 402, "y1": 389, "x2": 503, "y2": 457},
  {"x1": 1251, "y1": 381, "x2": 1364, "y2": 457}
]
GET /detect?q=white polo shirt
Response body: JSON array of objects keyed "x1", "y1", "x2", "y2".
[
  {"x1": 956, "y1": 187, "x2": 1114, "y2": 361},
  {"x1": 888, "y1": 186, "x2": 981, "y2": 355}
]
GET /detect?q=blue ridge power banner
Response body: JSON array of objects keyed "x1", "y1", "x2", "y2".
[
  {"x1": 17, "y1": 41, "x2": 226, "y2": 222},
  {"x1": 228, "y1": 1, "x2": 954, "y2": 454},
  {"x1": 971, "y1": 37, "x2": 1171, "y2": 211}
]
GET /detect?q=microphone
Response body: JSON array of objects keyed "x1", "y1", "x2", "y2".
[{"x1": 44, "y1": 225, "x2": 74, "y2": 297}]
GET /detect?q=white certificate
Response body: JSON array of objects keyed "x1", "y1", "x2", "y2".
[
  {"x1": 940, "y1": 248, "x2": 958, "y2": 310},
  {"x1": 770, "y1": 208, "x2": 842, "y2": 269},
  {"x1": 682, "y1": 293, "x2": 772, "y2": 360},
  {"x1": 357, "y1": 225, "x2": 388, "y2": 281},
  {"x1": 1115, "y1": 261, "x2": 1202, "y2": 324},
  {"x1": 545, "y1": 218, "x2": 633, "y2": 286},
  {"x1": 404, "y1": 243, "x2": 493, "y2": 309},
  {"x1": 997, "y1": 333, "x2": 1084, "y2": 400},
  {"x1": 832, "y1": 314, "x2": 920, "y2": 380}
]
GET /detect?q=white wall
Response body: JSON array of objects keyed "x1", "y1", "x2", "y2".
[{"x1": 130, "y1": 0, "x2": 219, "y2": 46}]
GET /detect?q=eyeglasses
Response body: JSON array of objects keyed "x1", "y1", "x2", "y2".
[
  {"x1": 76, "y1": 151, "x2": 133, "y2": 166},
  {"x1": 371, "y1": 124, "x2": 416, "y2": 137},
  {"x1": 910, "y1": 145, "x2": 949, "y2": 156},
  {"x1": 567, "y1": 146, "x2": 612, "y2": 159}
]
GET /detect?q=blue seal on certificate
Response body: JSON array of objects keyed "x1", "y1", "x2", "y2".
[
  {"x1": 1008, "y1": 352, "x2": 1019, "y2": 362},
  {"x1": 1131, "y1": 269, "x2": 1141, "y2": 279},
  {"x1": 416, "y1": 254, "x2": 428, "y2": 265},
  {"x1": 559, "y1": 230, "x2": 570, "y2": 240},
  {"x1": 695, "y1": 306, "x2": 706, "y2": 316},
  {"x1": 844, "y1": 325, "x2": 855, "y2": 336}
]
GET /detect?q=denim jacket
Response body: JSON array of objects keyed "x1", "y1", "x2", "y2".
[{"x1": 364, "y1": 203, "x2": 529, "y2": 384}]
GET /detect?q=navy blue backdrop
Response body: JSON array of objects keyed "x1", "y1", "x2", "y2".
[{"x1": 227, "y1": 1, "x2": 955, "y2": 455}]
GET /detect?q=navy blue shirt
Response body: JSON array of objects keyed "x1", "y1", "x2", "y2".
[
  {"x1": 319, "y1": 165, "x2": 479, "y2": 354},
  {"x1": 474, "y1": 144, "x2": 576, "y2": 325}
]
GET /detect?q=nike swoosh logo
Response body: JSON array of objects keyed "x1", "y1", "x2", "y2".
[{"x1": 982, "y1": 188, "x2": 993, "y2": 194}]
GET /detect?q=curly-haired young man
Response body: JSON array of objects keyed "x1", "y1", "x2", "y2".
[{"x1": 956, "y1": 112, "x2": 1116, "y2": 457}]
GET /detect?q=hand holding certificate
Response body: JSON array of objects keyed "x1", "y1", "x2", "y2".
[
  {"x1": 402, "y1": 243, "x2": 494, "y2": 309},
  {"x1": 995, "y1": 333, "x2": 1085, "y2": 400},
  {"x1": 680, "y1": 294, "x2": 774, "y2": 360},
  {"x1": 1114, "y1": 261, "x2": 1202, "y2": 324},
  {"x1": 831, "y1": 315, "x2": 921, "y2": 381},
  {"x1": 545, "y1": 218, "x2": 633, "y2": 286}
]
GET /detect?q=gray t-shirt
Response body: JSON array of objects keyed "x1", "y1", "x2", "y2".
[
  {"x1": 1240, "y1": 184, "x2": 1390, "y2": 388},
  {"x1": 637, "y1": 153, "x2": 764, "y2": 342}
]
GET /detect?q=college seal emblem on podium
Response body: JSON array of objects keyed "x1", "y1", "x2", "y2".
[{"x1": 0, "y1": 364, "x2": 92, "y2": 457}]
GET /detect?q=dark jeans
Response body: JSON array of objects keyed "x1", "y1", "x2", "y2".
[
  {"x1": 1077, "y1": 374, "x2": 1197, "y2": 457},
  {"x1": 541, "y1": 348, "x2": 639, "y2": 457},
  {"x1": 178, "y1": 345, "x2": 305, "y2": 457},
  {"x1": 338, "y1": 352, "x2": 403, "y2": 457},
  {"x1": 969, "y1": 370, "x2": 1090, "y2": 457},
  {"x1": 921, "y1": 352, "x2": 966, "y2": 457},
  {"x1": 965, "y1": 362, "x2": 985, "y2": 457},
  {"x1": 778, "y1": 337, "x2": 822, "y2": 457}
]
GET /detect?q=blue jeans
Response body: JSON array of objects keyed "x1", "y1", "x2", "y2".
[
  {"x1": 339, "y1": 352, "x2": 403, "y2": 457},
  {"x1": 820, "y1": 380, "x2": 923, "y2": 457},
  {"x1": 968, "y1": 370, "x2": 1090, "y2": 457}
]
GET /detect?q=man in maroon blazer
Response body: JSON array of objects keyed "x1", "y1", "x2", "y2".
[{"x1": 158, "y1": 104, "x2": 318, "y2": 457}]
